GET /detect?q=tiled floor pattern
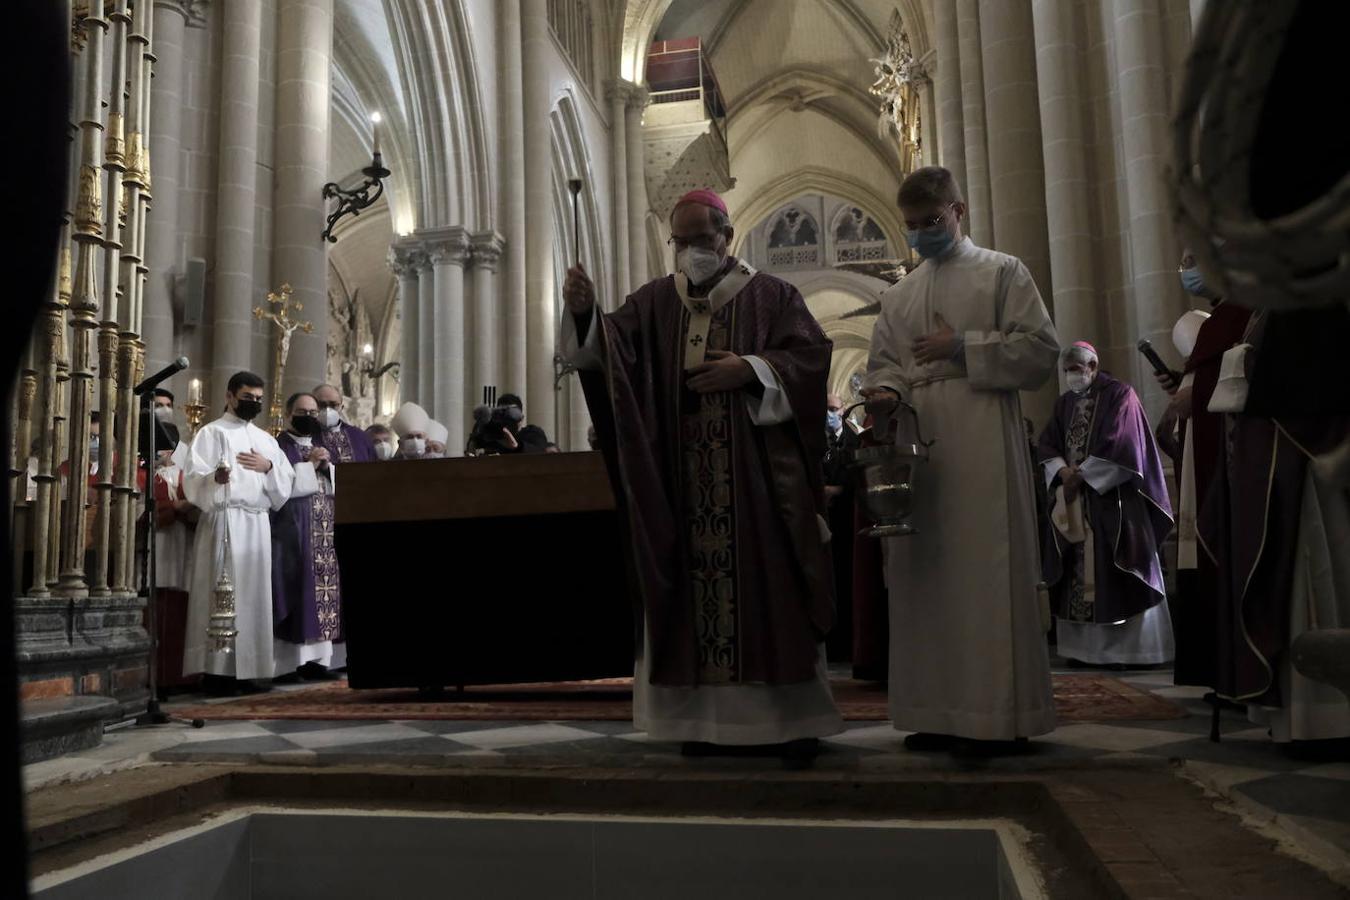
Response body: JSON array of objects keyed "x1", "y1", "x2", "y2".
[{"x1": 25, "y1": 664, "x2": 1350, "y2": 868}]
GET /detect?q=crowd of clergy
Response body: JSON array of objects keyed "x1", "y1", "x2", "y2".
[{"x1": 148, "y1": 168, "x2": 1347, "y2": 757}]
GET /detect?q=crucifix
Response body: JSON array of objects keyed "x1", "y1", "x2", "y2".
[{"x1": 253, "y1": 283, "x2": 313, "y2": 434}]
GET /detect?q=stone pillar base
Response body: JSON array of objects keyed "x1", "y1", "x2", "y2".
[{"x1": 16, "y1": 593, "x2": 152, "y2": 762}]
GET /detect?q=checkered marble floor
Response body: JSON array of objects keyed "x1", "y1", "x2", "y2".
[{"x1": 25, "y1": 663, "x2": 1350, "y2": 865}]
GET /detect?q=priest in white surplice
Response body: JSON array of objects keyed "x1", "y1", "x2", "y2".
[
  {"x1": 183, "y1": 371, "x2": 294, "y2": 693},
  {"x1": 863, "y1": 167, "x2": 1060, "y2": 752}
]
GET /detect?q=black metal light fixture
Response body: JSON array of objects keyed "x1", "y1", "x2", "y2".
[{"x1": 321, "y1": 112, "x2": 392, "y2": 243}]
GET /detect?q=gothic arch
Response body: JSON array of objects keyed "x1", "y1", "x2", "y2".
[{"x1": 386, "y1": 0, "x2": 493, "y2": 230}]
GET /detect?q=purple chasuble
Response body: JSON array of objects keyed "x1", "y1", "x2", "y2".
[
  {"x1": 1038, "y1": 373, "x2": 1173, "y2": 624},
  {"x1": 319, "y1": 421, "x2": 377, "y2": 462},
  {"x1": 581, "y1": 265, "x2": 834, "y2": 687},
  {"x1": 272, "y1": 432, "x2": 342, "y2": 644}
]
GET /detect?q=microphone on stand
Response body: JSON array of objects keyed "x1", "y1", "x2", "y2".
[{"x1": 133, "y1": 356, "x2": 190, "y2": 395}]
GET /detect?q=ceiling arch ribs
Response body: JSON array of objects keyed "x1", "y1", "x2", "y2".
[
  {"x1": 385, "y1": 0, "x2": 492, "y2": 231},
  {"x1": 726, "y1": 67, "x2": 906, "y2": 172},
  {"x1": 706, "y1": 0, "x2": 885, "y2": 58}
]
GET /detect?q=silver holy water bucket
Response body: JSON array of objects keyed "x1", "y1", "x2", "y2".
[{"x1": 843, "y1": 399, "x2": 932, "y2": 538}]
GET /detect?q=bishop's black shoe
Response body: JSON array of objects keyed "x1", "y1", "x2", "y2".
[
  {"x1": 902, "y1": 732, "x2": 957, "y2": 752},
  {"x1": 201, "y1": 674, "x2": 239, "y2": 697},
  {"x1": 298, "y1": 661, "x2": 342, "y2": 681},
  {"x1": 951, "y1": 737, "x2": 1032, "y2": 759}
]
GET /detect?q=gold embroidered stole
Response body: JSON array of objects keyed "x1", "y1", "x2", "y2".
[{"x1": 676, "y1": 261, "x2": 757, "y2": 371}]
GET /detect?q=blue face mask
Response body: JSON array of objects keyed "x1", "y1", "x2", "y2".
[
  {"x1": 908, "y1": 225, "x2": 956, "y2": 260},
  {"x1": 1179, "y1": 267, "x2": 1208, "y2": 297},
  {"x1": 826, "y1": 411, "x2": 843, "y2": 432}
]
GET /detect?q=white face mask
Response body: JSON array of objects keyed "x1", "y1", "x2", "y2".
[
  {"x1": 423, "y1": 450, "x2": 445, "y2": 460},
  {"x1": 400, "y1": 437, "x2": 425, "y2": 457},
  {"x1": 374, "y1": 441, "x2": 394, "y2": 460},
  {"x1": 676, "y1": 246, "x2": 724, "y2": 286},
  {"x1": 153, "y1": 405, "x2": 173, "y2": 422},
  {"x1": 1066, "y1": 370, "x2": 1094, "y2": 393},
  {"x1": 318, "y1": 407, "x2": 340, "y2": 429}
]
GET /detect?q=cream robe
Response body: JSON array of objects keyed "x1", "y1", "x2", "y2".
[
  {"x1": 863, "y1": 237, "x2": 1060, "y2": 740},
  {"x1": 183, "y1": 413, "x2": 294, "y2": 680}
]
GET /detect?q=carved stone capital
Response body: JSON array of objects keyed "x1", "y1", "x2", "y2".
[
  {"x1": 421, "y1": 226, "x2": 471, "y2": 267},
  {"x1": 469, "y1": 231, "x2": 506, "y2": 272},
  {"x1": 155, "y1": 0, "x2": 210, "y2": 28},
  {"x1": 386, "y1": 245, "x2": 421, "y2": 279}
]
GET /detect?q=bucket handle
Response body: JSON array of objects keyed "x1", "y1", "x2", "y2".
[{"x1": 843, "y1": 397, "x2": 936, "y2": 448}]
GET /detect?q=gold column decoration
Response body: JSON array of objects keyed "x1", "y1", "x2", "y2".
[
  {"x1": 869, "y1": 10, "x2": 927, "y2": 174},
  {"x1": 59, "y1": 0, "x2": 108, "y2": 597},
  {"x1": 10, "y1": 368, "x2": 38, "y2": 594},
  {"x1": 253, "y1": 283, "x2": 312, "y2": 434},
  {"x1": 111, "y1": 0, "x2": 151, "y2": 595},
  {"x1": 91, "y1": 0, "x2": 130, "y2": 596}
]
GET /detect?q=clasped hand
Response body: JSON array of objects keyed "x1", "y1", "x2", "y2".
[
  {"x1": 685, "y1": 350, "x2": 754, "y2": 394},
  {"x1": 912, "y1": 313, "x2": 961, "y2": 365},
  {"x1": 1059, "y1": 465, "x2": 1084, "y2": 501}
]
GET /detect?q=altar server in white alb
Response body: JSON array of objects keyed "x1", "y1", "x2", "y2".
[
  {"x1": 183, "y1": 371, "x2": 294, "y2": 692},
  {"x1": 863, "y1": 166, "x2": 1060, "y2": 753}
]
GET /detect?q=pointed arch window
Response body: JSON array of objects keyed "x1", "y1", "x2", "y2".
[
  {"x1": 833, "y1": 206, "x2": 889, "y2": 263},
  {"x1": 766, "y1": 205, "x2": 820, "y2": 269}
]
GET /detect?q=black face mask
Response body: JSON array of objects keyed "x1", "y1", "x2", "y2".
[
  {"x1": 234, "y1": 397, "x2": 263, "y2": 421},
  {"x1": 290, "y1": 414, "x2": 320, "y2": 437}
]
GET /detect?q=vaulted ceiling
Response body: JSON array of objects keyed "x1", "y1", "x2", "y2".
[{"x1": 649, "y1": 0, "x2": 929, "y2": 238}]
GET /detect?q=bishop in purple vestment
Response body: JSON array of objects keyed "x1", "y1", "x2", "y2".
[
  {"x1": 561, "y1": 189, "x2": 842, "y2": 750},
  {"x1": 1038, "y1": 342, "x2": 1174, "y2": 667},
  {"x1": 313, "y1": 383, "x2": 379, "y2": 462},
  {"x1": 271, "y1": 393, "x2": 344, "y2": 678}
]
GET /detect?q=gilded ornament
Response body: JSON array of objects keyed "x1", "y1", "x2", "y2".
[
  {"x1": 58, "y1": 247, "x2": 73, "y2": 303},
  {"x1": 105, "y1": 112, "x2": 125, "y2": 166},
  {"x1": 75, "y1": 165, "x2": 104, "y2": 236}
]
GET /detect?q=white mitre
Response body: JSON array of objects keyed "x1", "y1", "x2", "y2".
[
  {"x1": 390, "y1": 401, "x2": 430, "y2": 437},
  {"x1": 1172, "y1": 309, "x2": 1211, "y2": 359},
  {"x1": 425, "y1": 420, "x2": 449, "y2": 445}
]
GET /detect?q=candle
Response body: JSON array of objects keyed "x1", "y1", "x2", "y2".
[
  {"x1": 370, "y1": 112, "x2": 382, "y2": 159},
  {"x1": 188, "y1": 378, "x2": 202, "y2": 406}
]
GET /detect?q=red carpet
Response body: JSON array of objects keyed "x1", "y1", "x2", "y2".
[{"x1": 175, "y1": 674, "x2": 1185, "y2": 723}]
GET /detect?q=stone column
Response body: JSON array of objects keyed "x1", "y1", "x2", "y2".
[
  {"x1": 955, "y1": 0, "x2": 993, "y2": 245},
  {"x1": 624, "y1": 85, "x2": 652, "y2": 289},
  {"x1": 605, "y1": 80, "x2": 631, "y2": 299},
  {"x1": 918, "y1": 78, "x2": 939, "y2": 168},
  {"x1": 388, "y1": 244, "x2": 420, "y2": 405},
  {"x1": 979, "y1": 0, "x2": 1051, "y2": 291},
  {"x1": 416, "y1": 248, "x2": 435, "y2": 411},
  {"x1": 522, "y1": 0, "x2": 556, "y2": 430},
  {"x1": 1189, "y1": 0, "x2": 1206, "y2": 28},
  {"x1": 470, "y1": 231, "x2": 505, "y2": 405},
  {"x1": 1112, "y1": 0, "x2": 1185, "y2": 414},
  {"x1": 429, "y1": 230, "x2": 469, "y2": 451},
  {"x1": 932, "y1": 0, "x2": 966, "y2": 188},
  {"x1": 980, "y1": 0, "x2": 1055, "y2": 423},
  {"x1": 211, "y1": 0, "x2": 262, "y2": 400},
  {"x1": 142, "y1": 1, "x2": 189, "y2": 374},
  {"x1": 498, "y1": 0, "x2": 528, "y2": 397},
  {"x1": 272, "y1": 0, "x2": 332, "y2": 396},
  {"x1": 1032, "y1": 0, "x2": 1100, "y2": 352}
]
